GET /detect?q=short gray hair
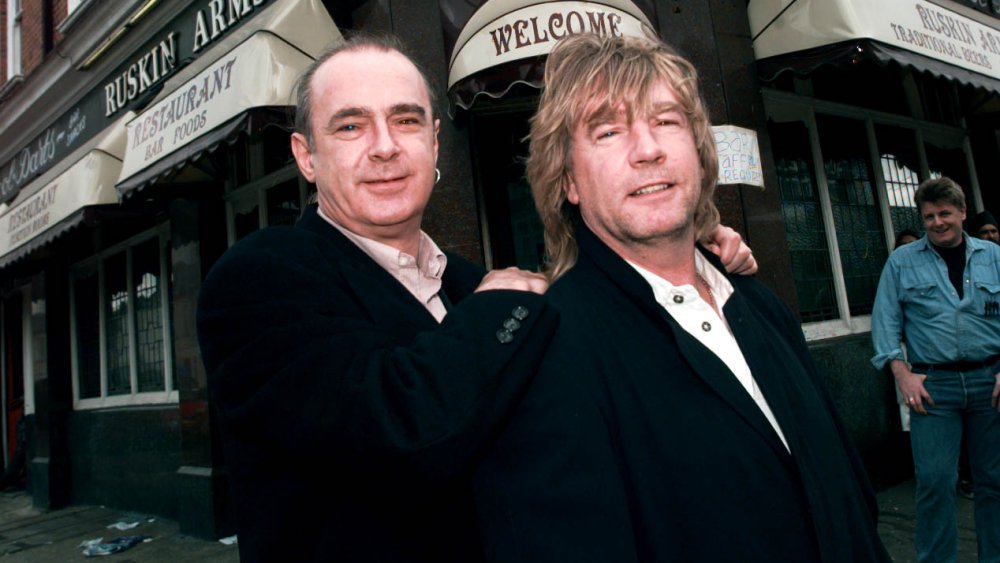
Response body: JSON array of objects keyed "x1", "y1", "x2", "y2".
[{"x1": 294, "y1": 33, "x2": 438, "y2": 148}]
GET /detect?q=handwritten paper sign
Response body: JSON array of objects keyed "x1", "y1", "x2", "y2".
[{"x1": 713, "y1": 125, "x2": 763, "y2": 188}]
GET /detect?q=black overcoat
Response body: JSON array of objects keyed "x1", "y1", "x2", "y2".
[
  {"x1": 197, "y1": 205, "x2": 558, "y2": 562},
  {"x1": 474, "y1": 224, "x2": 890, "y2": 562}
]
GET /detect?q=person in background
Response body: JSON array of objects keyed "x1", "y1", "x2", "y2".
[
  {"x1": 970, "y1": 210, "x2": 1000, "y2": 244},
  {"x1": 895, "y1": 229, "x2": 920, "y2": 249},
  {"x1": 872, "y1": 177, "x2": 1000, "y2": 563}
]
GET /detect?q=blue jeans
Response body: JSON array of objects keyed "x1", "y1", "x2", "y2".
[{"x1": 910, "y1": 365, "x2": 1000, "y2": 563}]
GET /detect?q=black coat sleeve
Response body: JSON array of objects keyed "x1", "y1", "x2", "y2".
[{"x1": 197, "y1": 227, "x2": 559, "y2": 481}]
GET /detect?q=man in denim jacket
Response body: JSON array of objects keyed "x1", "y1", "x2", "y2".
[{"x1": 872, "y1": 177, "x2": 1000, "y2": 563}]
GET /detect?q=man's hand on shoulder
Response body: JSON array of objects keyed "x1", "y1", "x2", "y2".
[
  {"x1": 891, "y1": 360, "x2": 935, "y2": 415},
  {"x1": 704, "y1": 225, "x2": 758, "y2": 275},
  {"x1": 475, "y1": 267, "x2": 549, "y2": 294}
]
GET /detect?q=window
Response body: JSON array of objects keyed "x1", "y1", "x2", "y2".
[
  {"x1": 222, "y1": 126, "x2": 309, "y2": 245},
  {"x1": 771, "y1": 121, "x2": 836, "y2": 322},
  {"x1": 70, "y1": 229, "x2": 175, "y2": 408},
  {"x1": 6, "y1": 0, "x2": 22, "y2": 79},
  {"x1": 876, "y1": 124, "x2": 923, "y2": 237},
  {"x1": 226, "y1": 167, "x2": 309, "y2": 244},
  {"x1": 764, "y1": 89, "x2": 979, "y2": 340},
  {"x1": 66, "y1": 0, "x2": 85, "y2": 15},
  {"x1": 471, "y1": 106, "x2": 546, "y2": 270},
  {"x1": 815, "y1": 115, "x2": 887, "y2": 317}
]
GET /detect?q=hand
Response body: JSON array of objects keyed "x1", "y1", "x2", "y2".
[
  {"x1": 703, "y1": 225, "x2": 758, "y2": 275},
  {"x1": 992, "y1": 372, "x2": 1000, "y2": 412},
  {"x1": 891, "y1": 360, "x2": 934, "y2": 415},
  {"x1": 475, "y1": 267, "x2": 549, "y2": 295}
]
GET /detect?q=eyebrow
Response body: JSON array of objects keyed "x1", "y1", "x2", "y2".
[
  {"x1": 650, "y1": 101, "x2": 682, "y2": 115},
  {"x1": 389, "y1": 103, "x2": 427, "y2": 118},
  {"x1": 584, "y1": 106, "x2": 624, "y2": 136}
]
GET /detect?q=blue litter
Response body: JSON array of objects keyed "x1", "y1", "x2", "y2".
[{"x1": 82, "y1": 535, "x2": 151, "y2": 557}]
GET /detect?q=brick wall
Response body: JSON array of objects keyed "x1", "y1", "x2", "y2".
[
  {"x1": 21, "y1": 0, "x2": 45, "y2": 74},
  {"x1": 0, "y1": 0, "x2": 69, "y2": 96}
]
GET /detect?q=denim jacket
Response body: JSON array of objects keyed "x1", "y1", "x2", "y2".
[{"x1": 871, "y1": 234, "x2": 1000, "y2": 369}]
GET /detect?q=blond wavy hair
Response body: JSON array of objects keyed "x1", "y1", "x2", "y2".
[{"x1": 527, "y1": 33, "x2": 720, "y2": 280}]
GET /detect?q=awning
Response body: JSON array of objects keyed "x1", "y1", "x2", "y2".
[
  {"x1": 115, "y1": 0, "x2": 341, "y2": 196},
  {"x1": 441, "y1": 0, "x2": 656, "y2": 111},
  {"x1": 116, "y1": 107, "x2": 289, "y2": 196},
  {"x1": 749, "y1": 0, "x2": 1000, "y2": 92},
  {"x1": 0, "y1": 116, "x2": 126, "y2": 266}
]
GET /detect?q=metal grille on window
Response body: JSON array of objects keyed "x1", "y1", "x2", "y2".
[
  {"x1": 132, "y1": 239, "x2": 164, "y2": 393},
  {"x1": 770, "y1": 120, "x2": 837, "y2": 322},
  {"x1": 104, "y1": 252, "x2": 131, "y2": 396}
]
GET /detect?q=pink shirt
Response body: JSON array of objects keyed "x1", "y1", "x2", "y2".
[{"x1": 318, "y1": 208, "x2": 449, "y2": 322}]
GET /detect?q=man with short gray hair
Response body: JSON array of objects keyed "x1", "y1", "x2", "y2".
[{"x1": 872, "y1": 177, "x2": 1000, "y2": 563}]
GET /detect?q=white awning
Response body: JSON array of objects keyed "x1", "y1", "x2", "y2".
[
  {"x1": 115, "y1": 0, "x2": 340, "y2": 194},
  {"x1": 749, "y1": 0, "x2": 1000, "y2": 89},
  {"x1": 446, "y1": 0, "x2": 653, "y2": 109},
  {"x1": 0, "y1": 114, "x2": 128, "y2": 264}
]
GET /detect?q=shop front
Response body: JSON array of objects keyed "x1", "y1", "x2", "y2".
[
  {"x1": 749, "y1": 0, "x2": 1000, "y2": 482},
  {"x1": 0, "y1": 0, "x2": 343, "y2": 539}
]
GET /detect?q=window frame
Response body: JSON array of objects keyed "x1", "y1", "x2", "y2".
[
  {"x1": 224, "y1": 163, "x2": 309, "y2": 247},
  {"x1": 69, "y1": 225, "x2": 175, "y2": 410},
  {"x1": 6, "y1": 0, "x2": 22, "y2": 80},
  {"x1": 763, "y1": 87, "x2": 980, "y2": 341}
]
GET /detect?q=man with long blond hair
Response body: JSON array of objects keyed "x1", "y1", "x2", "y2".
[{"x1": 472, "y1": 33, "x2": 890, "y2": 562}]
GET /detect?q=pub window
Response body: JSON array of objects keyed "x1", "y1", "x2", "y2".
[
  {"x1": 875, "y1": 124, "x2": 923, "y2": 236},
  {"x1": 70, "y1": 228, "x2": 175, "y2": 409},
  {"x1": 764, "y1": 89, "x2": 977, "y2": 339},
  {"x1": 224, "y1": 124, "x2": 309, "y2": 245},
  {"x1": 470, "y1": 101, "x2": 545, "y2": 271},
  {"x1": 771, "y1": 120, "x2": 837, "y2": 323},
  {"x1": 6, "y1": 0, "x2": 22, "y2": 79},
  {"x1": 815, "y1": 114, "x2": 887, "y2": 317},
  {"x1": 225, "y1": 166, "x2": 309, "y2": 244}
]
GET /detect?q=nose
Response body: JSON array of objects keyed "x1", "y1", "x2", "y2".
[
  {"x1": 369, "y1": 120, "x2": 400, "y2": 161},
  {"x1": 630, "y1": 122, "x2": 665, "y2": 166}
]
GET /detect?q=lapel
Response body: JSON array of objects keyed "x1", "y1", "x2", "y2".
[
  {"x1": 295, "y1": 206, "x2": 440, "y2": 332},
  {"x1": 575, "y1": 224, "x2": 794, "y2": 464}
]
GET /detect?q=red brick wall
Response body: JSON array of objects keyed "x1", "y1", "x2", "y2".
[
  {"x1": 51, "y1": 0, "x2": 63, "y2": 43},
  {"x1": 0, "y1": 0, "x2": 68, "y2": 93},
  {"x1": 21, "y1": 0, "x2": 45, "y2": 74}
]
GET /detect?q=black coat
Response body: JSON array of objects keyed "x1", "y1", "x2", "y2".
[
  {"x1": 474, "y1": 225, "x2": 890, "y2": 562},
  {"x1": 197, "y1": 206, "x2": 558, "y2": 562}
]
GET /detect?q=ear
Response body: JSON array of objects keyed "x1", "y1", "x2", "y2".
[
  {"x1": 564, "y1": 172, "x2": 580, "y2": 205},
  {"x1": 433, "y1": 118, "x2": 440, "y2": 165},
  {"x1": 290, "y1": 132, "x2": 317, "y2": 183}
]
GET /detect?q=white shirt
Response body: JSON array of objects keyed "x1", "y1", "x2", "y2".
[
  {"x1": 318, "y1": 208, "x2": 449, "y2": 322},
  {"x1": 628, "y1": 253, "x2": 790, "y2": 452}
]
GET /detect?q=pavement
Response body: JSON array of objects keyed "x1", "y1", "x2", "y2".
[
  {"x1": 0, "y1": 479, "x2": 980, "y2": 561},
  {"x1": 0, "y1": 489, "x2": 237, "y2": 562},
  {"x1": 877, "y1": 479, "x2": 979, "y2": 562}
]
